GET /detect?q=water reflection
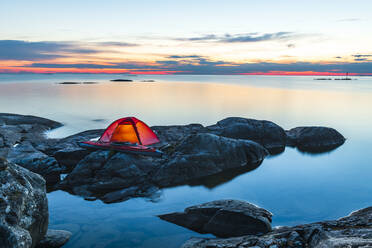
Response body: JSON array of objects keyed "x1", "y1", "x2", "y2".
[{"x1": 1, "y1": 74, "x2": 372, "y2": 248}]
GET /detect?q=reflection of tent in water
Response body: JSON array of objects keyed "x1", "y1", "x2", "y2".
[{"x1": 79, "y1": 117, "x2": 162, "y2": 157}]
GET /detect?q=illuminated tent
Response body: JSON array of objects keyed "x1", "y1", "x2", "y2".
[{"x1": 99, "y1": 117, "x2": 160, "y2": 145}]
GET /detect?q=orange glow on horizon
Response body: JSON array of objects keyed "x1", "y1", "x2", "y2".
[{"x1": 0, "y1": 67, "x2": 371, "y2": 76}]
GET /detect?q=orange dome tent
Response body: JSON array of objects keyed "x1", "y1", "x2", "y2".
[
  {"x1": 79, "y1": 117, "x2": 162, "y2": 157},
  {"x1": 100, "y1": 117, "x2": 160, "y2": 145}
]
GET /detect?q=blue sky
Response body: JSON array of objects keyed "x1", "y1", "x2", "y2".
[{"x1": 1, "y1": 0, "x2": 372, "y2": 74}]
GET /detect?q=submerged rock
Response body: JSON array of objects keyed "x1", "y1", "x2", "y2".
[
  {"x1": 286, "y1": 126, "x2": 346, "y2": 153},
  {"x1": 159, "y1": 199, "x2": 273, "y2": 238},
  {"x1": 36, "y1": 229, "x2": 72, "y2": 248},
  {"x1": 206, "y1": 117, "x2": 287, "y2": 154},
  {"x1": 180, "y1": 203, "x2": 372, "y2": 248},
  {"x1": 0, "y1": 158, "x2": 48, "y2": 248}
]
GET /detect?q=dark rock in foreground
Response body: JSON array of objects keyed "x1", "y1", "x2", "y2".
[
  {"x1": 0, "y1": 158, "x2": 48, "y2": 248},
  {"x1": 159, "y1": 200, "x2": 272, "y2": 238},
  {"x1": 286, "y1": 126, "x2": 346, "y2": 153},
  {"x1": 36, "y1": 229, "x2": 72, "y2": 248},
  {"x1": 181, "y1": 204, "x2": 372, "y2": 248}
]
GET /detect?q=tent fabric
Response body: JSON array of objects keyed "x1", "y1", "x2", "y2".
[{"x1": 99, "y1": 117, "x2": 159, "y2": 145}]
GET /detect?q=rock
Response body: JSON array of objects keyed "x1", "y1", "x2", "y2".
[
  {"x1": 101, "y1": 186, "x2": 140, "y2": 203},
  {"x1": 152, "y1": 133, "x2": 268, "y2": 187},
  {"x1": 0, "y1": 158, "x2": 48, "y2": 248},
  {"x1": 37, "y1": 129, "x2": 104, "y2": 172},
  {"x1": 286, "y1": 126, "x2": 346, "y2": 153},
  {"x1": 110, "y1": 79, "x2": 133, "y2": 82},
  {"x1": 59, "y1": 132, "x2": 267, "y2": 202},
  {"x1": 152, "y1": 124, "x2": 206, "y2": 147},
  {"x1": 60, "y1": 151, "x2": 163, "y2": 198},
  {"x1": 159, "y1": 199, "x2": 273, "y2": 238},
  {"x1": 36, "y1": 229, "x2": 72, "y2": 248},
  {"x1": 58, "y1": 82, "x2": 81, "y2": 84},
  {"x1": 180, "y1": 205, "x2": 372, "y2": 248},
  {"x1": 207, "y1": 117, "x2": 287, "y2": 154},
  {"x1": 6, "y1": 141, "x2": 62, "y2": 184},
  {"x1": 0, "y1": 113, "x2": 62, "y2": 129}
]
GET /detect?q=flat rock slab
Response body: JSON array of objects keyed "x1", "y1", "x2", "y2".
[
  {"x1": 159, "y1": 199, "x2": 273, "y2": 238},
  {"x1": 286, "y1": 126, "x2": 346, "y2": 153}
]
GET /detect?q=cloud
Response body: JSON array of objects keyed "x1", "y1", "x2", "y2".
[
  {"x1": 0, "y1": 40, "x2": 139, "y2": 61},
  {"x1": 0, "y1": 40, "x2": 101, "y2": 61},
  {"x1": 175, "y1": 32, "x2": 296, "y2": 43},
  {"x1": 352, "y1": 54, "x2": 372, "y2": 58},
  {"x1": 287, "y1": 44, "x2": 296, "y2": 48},
  {"x1": 352, "y1": 54, "x2": 372, "y2": 62},
  {"x1": 95, "y1": 41, "x2": 139, "y2": 47},
  {"x1": 337, "y1": 18, "x2": 361, "y2": 22}
]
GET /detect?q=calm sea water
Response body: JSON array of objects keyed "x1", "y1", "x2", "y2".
[{"x1": 1, "y1": 74, "x2": 372, "y2": 248}]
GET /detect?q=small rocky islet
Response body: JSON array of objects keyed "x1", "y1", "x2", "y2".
[{"x1": 1, "y1": 113, "x2": 365, "y2": 248}]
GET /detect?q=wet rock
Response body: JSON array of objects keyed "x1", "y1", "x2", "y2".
[
  {"x1": 0, "y1": 158, "x2": 48, "y2": 248},
  {"x1": 36, "y1": 229, "x2": 72, "y2": 248},
  {"x1": 286, "y1": 126, "x2": 346, "y2": 153},
  {"x1": 153, "y1": 133, "x2": 268, "y2": 187},
  {"x1": 6, "y1": 141, "x2": 62, "y2": 184},
  {"x1": 207, "y1": 117, "x2": 287, "y2": 154},
  {"x1": 159, "y1": 199, "x2": 272, "y2": 238},
  {"x1": 180, "y1": 205, "x2": 372, "y2": 248}
]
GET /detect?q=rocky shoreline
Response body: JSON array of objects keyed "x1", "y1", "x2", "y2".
[
  {"x1": 158, "y1": 200, "x2": 372, "y2": 248},
  {"x1": 0, "y1": 113, "x2": 352, "y2": 247}
]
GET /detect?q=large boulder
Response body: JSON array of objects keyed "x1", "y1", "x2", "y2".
[
  {"x1": 59, "y1": 133, "x2": 268, "y2": 202},
  {"x1": 0, "y1": 158, "x2": 49, "y2": 248},
  {"x1": 207, "y1": 117, "x2": 287, "y2": 154},
  {"x1": 286, "y1": 126, "x2": 346, "y2": 153},
  {"x1": 181, "y1": 205, "x2": 372, "y2": 248},
  {"x1": 153, "y1": 133, "x2": 268, "y2": 187},
  {"x1": 159, "y1": 199, "x2": 273, "y2": 238}
]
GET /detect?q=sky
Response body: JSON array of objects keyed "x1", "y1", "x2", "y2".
[{"x1": 1, "y1": 0, "x2": 372, "y2": 75}]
